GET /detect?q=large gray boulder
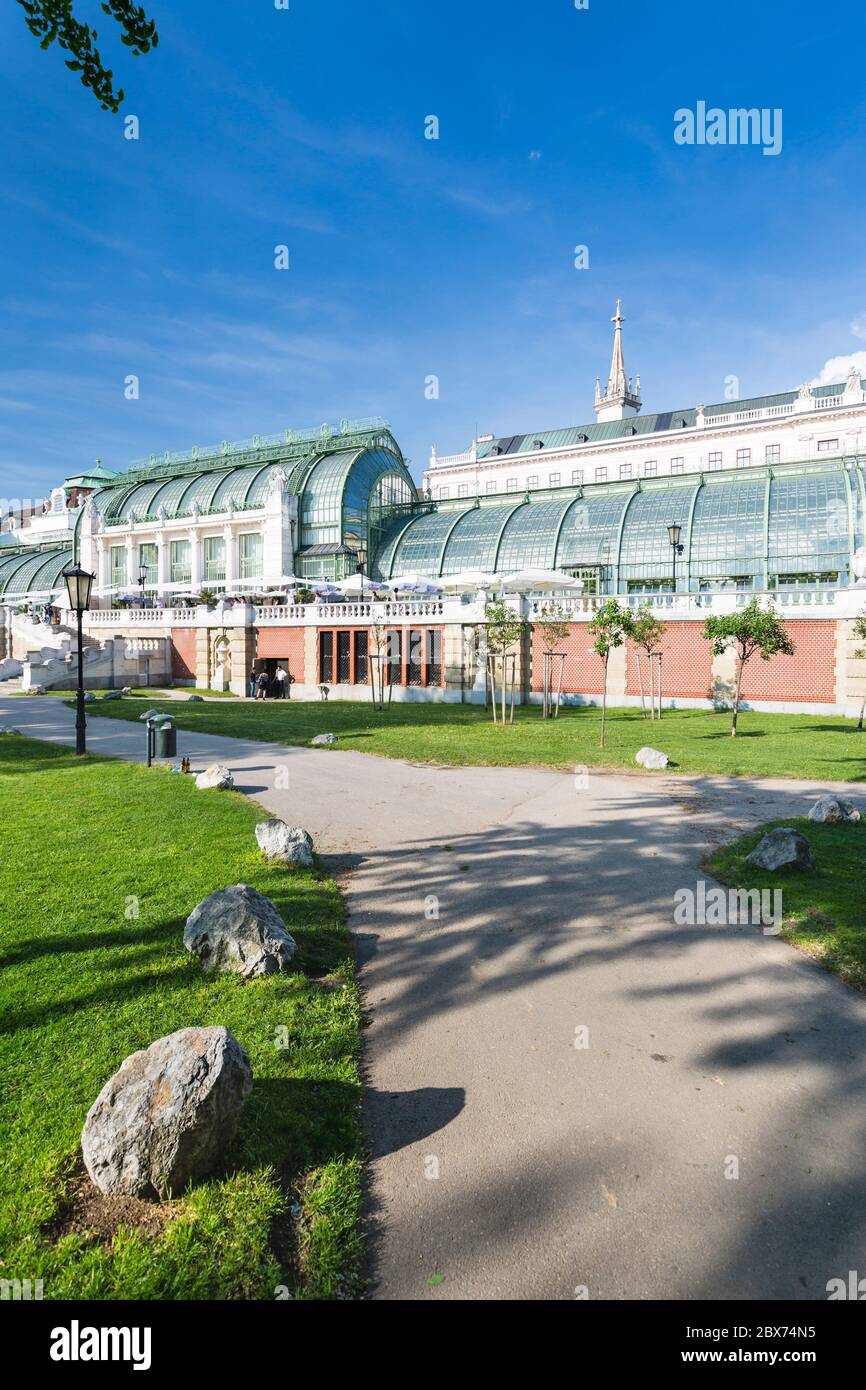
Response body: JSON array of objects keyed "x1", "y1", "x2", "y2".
[
  {"x1": 635, "y1": 746, "x2": 669, "y2": 770},
  {"x1": 310, "y1": 732, "x2": 337, "y2": 747},
  {"x1": 195, "y1": 763, "x2": 234, "y2": 791},
  {"x1": 807, "y1": 795, "x2": 860, "y2": 825},
  {"x1": 81, "y1": 1026, "x2": 252, "y2": 1200},
  {"x1": 184, "y1": 883, "x2": 297, "y2": 978},
  {"x1": 102, "y1": 690, "x2": 123, "y2": 701},
  {"x1": 746, "y1": 827, "x2": 816, "y2": 873},
  {"x1": 83, "y1": 691, "x2": 96, "y2": 704},
  {"x1": 255, "y1": 819, "x2": 314, "y2": 868}
]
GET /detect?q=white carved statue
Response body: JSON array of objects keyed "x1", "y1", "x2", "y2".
[{"x1": 850, "y1": 546, "x2": 866, "y2": 585}]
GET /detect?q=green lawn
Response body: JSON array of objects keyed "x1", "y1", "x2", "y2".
[
  {"x1": 74, "y1": 696, "x2": 866, "y2": 781},
  {"x1": 0, "y1": 738, "x2": 362, "y2": 1300},
  {"x1": 708, "y1": 818, "x2": 866, "y2": 989}
]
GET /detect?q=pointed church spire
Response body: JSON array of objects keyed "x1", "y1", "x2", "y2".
[{"x1": 594, "y1": 299, "x2": 642, "y2": 422}]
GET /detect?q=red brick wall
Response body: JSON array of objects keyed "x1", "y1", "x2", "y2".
[
  {"x1": 626, "y1": 621, "x2": 714, "y2": 701},
  {"x1": 738, "y1": 619, "x2": 835, "y2": 703},
  {"x1": 531, "y1": 625, "x2": 607, "y2": 695},
  {"x1": 171, "y1": 627, "x2": 197, "y2": 681},
  {"x1": 255, "y1": 626, "x2": 306, "y2": 681}
]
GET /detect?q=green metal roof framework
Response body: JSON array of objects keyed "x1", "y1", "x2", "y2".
[
  {"x1": 0, "y1": 544, "x2": 72, "y2": 598},
  {"x1": 372, "y1": 456, "x2": 864, "y2": 591}
]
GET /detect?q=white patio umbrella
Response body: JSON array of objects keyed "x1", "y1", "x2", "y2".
[
  {"x1": 438, "y1": 569, "x2": 496, "y2": 592},
  {"x1": 390, "y1": 572, "x2": 438, "y2": 589},
  {"x1": 499, "y1": 568, "x2": 584, "y2": 592},
  {"x1": 338, "y1": 572, "x2": 391, "y2": 596}
]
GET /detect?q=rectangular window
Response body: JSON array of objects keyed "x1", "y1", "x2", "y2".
[
  {"x1": 548, "y1": 472, "x2": 561, "y2": 487},
  {"x1": 110, "y1": 545, "x2": 127, "y2": 590},
  {"x1": 485, "y1": 481, "x2": 496, "y2": 494},
  {"x1": 426, "y1": 629, "x2": 443, "y2": 686},
  {"x1": 354, "y1": 630, "x2": 368, "y2": 684},
  {"x1": 736, "y1": 448, "x2": 751, "y2": 468},
  {"x1": 319, "y1": 631, "x2": 333, "y2": 684},
  {"x1": 817, "y1": 438, "x2": 839, "y2": 452},
  {"x1": 527, "y1": 475, "x2": 539, "y2": 489},
  {"x1": 619, "y1": 462, "x2": 633, "y2": 480},
  {"x1": 203, "y1": 535, "x2": 226, "y2": 582},
  {"x1": 407, "y1": 629, "x2": 423, "y2": 686},
  {"x1": 765, "y1": 444, "x2": 780, "y2": 464},
  {"x1": 387, "y1": 629, "x2": 403, "y2": 686},
  {"x1": 169, "y1": 539, "x2": 191, "y2": 585},
  {"x1": 457, "y1": 483, "x2": 469, "y2": 496},
  {"x1": 238, "y1": 532, "x2": 263, "y2": 580},
  {"x1": 337, "y1": 630, "x2": 351, "y2": 683},
  {"x1": 506, "y1": 478, "x2": 518, "y2": 492},
  {"x1": 438, "y1": 487, "x2": 450, "y2": 500},
  {"x1": 595, "y1": 466, "x2": 607, "y2": 483},
  {"x1": 571, "y1": 469, "x2": 583, "y2": 485},
  {"x1": 643, "y1": 460, "x2": 657, "y2": 477},
  {"x1": 670, "y1": 457, "x2": 684, "y2": 475},
  {"x1": 708, "y1": 451, "x2": 722, "y2": 471},
  {"x1": 138, "y1": 542, "x2": 158, "y2": 587}
]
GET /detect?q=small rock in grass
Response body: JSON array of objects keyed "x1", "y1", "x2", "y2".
[
  {"x1": 635, "y1": 746, "x2": 669, "y2": 770},
  {"x1": 745, "y1": 827, "x2": 815, "y2": 873},
  {"x1": 0, "y1": 726, "x2": 22, "y2": 735},
  {"x1": 807, "y1": 795, "x2": 860, "y2": 825},
  {"x1": 81, "y1": 1026, "x2": 252, "y2": 1200},
  {"x1": 101, "y1": 690, "x2": 123, "y2": 701},
  {"x1": 310, "y1": 732, "x2": 337, "y2": 747},
  {"x1": 195, "y1": 763, "x2": 234, "y2": 791},
  {"x1": 184, "y1": 883, "x2": 297, "y2": 977},
  {"x1": 255, "y1": 819, "x2": 314, "y2": 868},
  {"x1": 83, "y1": 692, "x2": 96, "y2": 704},
  {"x1": 188, "y1": 694, "x2": 204, "y2": 702}
]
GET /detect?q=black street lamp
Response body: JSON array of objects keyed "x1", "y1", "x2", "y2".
[
  {"x1": 63, "y1": 562, "x2": 95, "y2": 755},
  {"x1": 137, "y1": 560, "x2": 148, "y2": 604},
  {"x1": 667, "y1": 522, "x2": 685, "y2": 593}
]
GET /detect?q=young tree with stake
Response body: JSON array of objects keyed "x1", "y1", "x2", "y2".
[
  {"x1": 587, "y1": 598, "x2": 634, "y2": 748},
  {"x1": 702, "y1": 598, "x2": 794, "y2": 736},
  {"x1": 630, "y1": 605, "x2": 667, "y2": 719}
]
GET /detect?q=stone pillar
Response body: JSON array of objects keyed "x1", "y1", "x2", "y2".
[
  {"x1": 838, "y1": 617, "x2": 866, "y2": 716},
  {"x1": 229, "y1": 625, "x2": 256, "y2": 696},
  {"x1": 710, "y1": 645, "x2": 738, "y2": 708},
  {"x1": 189, "y1": 528, "x2": 201, "y2": 590},
  {"x1": 304, "y1": 625, "x2": 318, "y2": 687},
  {"x1": 223, "y1": 524, "x2": 236, "y2": 592},
  {"x1": 157, "y1": 535, "x2": 169, "y2": 599}
]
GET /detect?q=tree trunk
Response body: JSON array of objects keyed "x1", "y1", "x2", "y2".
[
  {"x1": 637, "y1": 651, "x2": 647, "y2": 719},
  {"x1": 600, "y1": 656, "x2": 608, "y2": 747},
  {"x1": 731, "y1": 653, "x2": 744, "y2": 736},
  {"x1": 858, "y1": 694, "x2": 866, "y2": 731}
]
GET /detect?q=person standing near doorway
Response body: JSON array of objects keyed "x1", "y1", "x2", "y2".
[
  {"x1": 274, "y1": 664, "x2": 288, "y2": 700},
  {"x1": 248, "y1": 666, "x2": 258, "y2": 699},
  {"x1": 256, "y1": 668, "x2": 270, "y2": 700}
]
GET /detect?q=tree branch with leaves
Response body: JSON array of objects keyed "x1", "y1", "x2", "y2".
[{"x1": 17, "y1": 0, "x2": 159, "y2": 113}]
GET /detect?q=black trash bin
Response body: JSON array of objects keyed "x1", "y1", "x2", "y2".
[{"x1": 153, "y1": 717, "x2": 177, "y2": 759}]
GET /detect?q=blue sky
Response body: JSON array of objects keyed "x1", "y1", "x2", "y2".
[{"x1": 2, "y1": 0, "x2": 866, "y2": 500}]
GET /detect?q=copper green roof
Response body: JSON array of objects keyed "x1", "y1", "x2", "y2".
[{"x1": 473, "y1": 379, "x2": 862, "y2": 460}]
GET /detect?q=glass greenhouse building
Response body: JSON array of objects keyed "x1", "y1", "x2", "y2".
[{"x1": 371, "y1": 458, "x2": 860, "y2": 593}]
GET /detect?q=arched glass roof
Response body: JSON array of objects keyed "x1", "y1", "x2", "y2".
[
  {"x1": 299, "y1": 446, "x2": 417, "y2": 551},
  {"x1": 92, "y1": 458, "x2": 290, "y2": 525},
  {"x1": 618, "y1": 484, "x2": 696, "y2": 584},
  {"x1": 554, "y1": 491, "x2": 631, "y2": 570},
  {"x1": 440, "y1": 503, "x2": 522, "y2": 575},
  {"x1": 373, "y1": 463, "x2": 861, "y2": 589},
  {"x1": 0, "y1": 546, "x2": 72, "y2": 598}
]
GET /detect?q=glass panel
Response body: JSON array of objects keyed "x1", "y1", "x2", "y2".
[
  {"x1": 110, "y1": 545, "x2": 127, "y2": 588},
  {"x1": 408, "y1": 629, "x2": 423, "y2": 686},
  {"x1": 496, "y1": 498, "x2": 573, "y2": 572},
  {"x1": 768, "y1": 473, "x2": 849, "y2": 583},
  {"x1": 337, "y1": 630, "x2": 351, "y2": 683},
  {"x1": 426, "y1": 629, "x2": 442, "y2": 686},
  {"x1": 555, "y1": 491, "x2": 631, "y2": 577},
  {"x1": 618, "y1": 484, "x2": 696, "y2": 587},
  {"x1": 690, "y1": 478, "x2": 764, "y2": 586},
  {"x1": 170, "y1": 539, "x2": 191, "y2": 585},
  {"x1": 203, "y1": 535, "x2": 226, "y2": 581},
  {"x1": 138, "y1": 542, "x2": 158, "y2": 587},
  {"x1": 239, "y1": 532, "x2": 263, "y2": 579},
  {"x1": 440, "y1": 503, "x2": 520, "y2": 575}
]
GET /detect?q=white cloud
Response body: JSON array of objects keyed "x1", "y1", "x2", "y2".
[
  {"x1": 852, "y1": 313, "x2": 866, "y2": 341},
  {"x1": 811, "y1": 352, "x2": 866, "y2": 387}
]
